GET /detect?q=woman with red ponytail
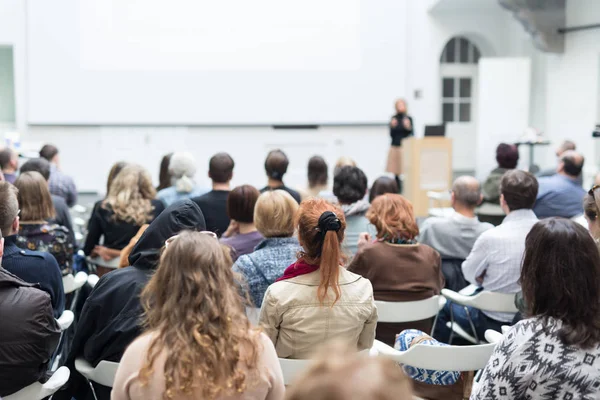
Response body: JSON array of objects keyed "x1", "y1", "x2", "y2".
[{"x1": 259, "y1": 198, "x2": 377, "y2": 359}]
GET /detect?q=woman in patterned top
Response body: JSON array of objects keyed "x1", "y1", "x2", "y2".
[
  {"x1": 472, "y1": 218, "x2": 600, "y2": 399},
  {"x1": 14, "y1": 171, "x2": 74, "y2": 275}
]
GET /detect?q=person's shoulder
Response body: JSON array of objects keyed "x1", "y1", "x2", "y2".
[
  {"x1": 420, "y1": 216, "x2": 448, "y2": 230},
  {"x1": 51, "y1": 194, "x2": 68, "y2": 208},
  {"x1": 14, "y1": 247, "x2": 54, "y2": 262}
]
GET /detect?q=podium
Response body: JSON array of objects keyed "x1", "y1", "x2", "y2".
[{"x1": 402, "y1": 137, "x2": 453, "y2": 217}]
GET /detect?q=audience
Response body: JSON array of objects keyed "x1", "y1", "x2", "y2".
[
  {"x1": 482, "y1": 143, "x2": 519, "y2": 204},
  {"x1": 259, "y1": 198, "x2": 377, "y2": 358},
  {"x1": 434, "y1": 170, "x2": 539, "y2": 343},
  {"x1": 20, "y1": 157, "x2": 76, "y2": 246},
  {"x1": 298, "y1": 155, "x2": 329, "y2": 201},
  {"x1": 84, "y1": 164, "x2": 164, "y2": 266},
  {"x1": 0, "y1": 147, "x2": 18, "y2": 184},
  {"x1": 473, "y1": 218, "x2": 600, "y2": 399},
  {"x1": 14, "y1": 172, "x2": 74, "y2": 274},
  {"x1": 155, "y1": 152, "x2": 173, "y2": 192},
  {"x1": 157, "y1": 151, "x2": 206, "y2": 206},
  {"x1": 0, "y1": 181, "x2": 65, "y2": 318},
  {"x1": 333, "y1": 166, "x2": 370, "y2": 256},
  {"x1": 584, "y1": 185, "x2": 600, "y2": 242},
  {"x1": 348, "y1": 194, "x2": 443, "y2": 345},
  {"x1": 233, "y1": 190, "x2": 300, "y2": 307},
  {"x1": 0, "y1": 228, "x2": 61, "y2": 397},
  {"x1": 285, "y1": 342, "x2": 412, "y2": 400},
  {"x1": 333, "y1": 156, "x2": 356, "y2": 176},
  {"x1": 91, "y1": 161, "x2": 128, "y2": 216},
  {"x1": 538, "y1": 140, "x2": 583, "y2": 184},
  {"x1": 260, "y1": 149, "x2": 302, "y2": 203},
  {"x1": 58, "y1": 200, "x2": 206, "y2": 400},
  {"x1": 112, "y1": 231, "x2": 285, "y2": 400},
  {"x1": 40, "y1": 144, "x2": 78, "y2": 207},
  {"x1": 368, "y1": 176, "x2": 399, "y2": 203},
  {"x1": 220, "y1": 185, "x2": 263, "y2": 261},
  {"x1": 534, "y1": 150, "x2": 586, "y2": 218},
  {"x1": 192, "y1": 152, "x2": 234, "y2": 237}
]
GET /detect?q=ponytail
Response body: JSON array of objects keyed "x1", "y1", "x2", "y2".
[{"x1": 318, "y1": 230, "x2": 342, "y2": 305}]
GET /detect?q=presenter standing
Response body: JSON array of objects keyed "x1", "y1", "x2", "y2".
[{"x1": 387, "y1": 99, "x2": 413, "y2": 193}]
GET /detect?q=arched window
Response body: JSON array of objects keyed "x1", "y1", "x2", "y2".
[{"x1": 440, "y1": 37, "x2": 481, "y2": 64}]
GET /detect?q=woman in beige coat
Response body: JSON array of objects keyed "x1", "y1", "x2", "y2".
[{"x1": 259, "y1": 198, "x2": 377, "y2": 359}]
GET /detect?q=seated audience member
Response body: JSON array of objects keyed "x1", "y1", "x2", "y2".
[
  {"x1": 0, "y1": 181, "x2": 65, "y2": 317},
  {"x1": 259, "y1": 198, "x2": 377, "y2": 359},
  {"x1": 348, "y1": 194, "x2": 443, "y2": 346},
  {"x1": 584, "y1": 185, "x2": 600, "y2": 243},
  {"x1": 473, "y1": 218, "x2": 600, "y2": 399},
  {"x1": 0, "y1": 147, "x2": 18, "y2": 184},
  {"x1": 285, "y1": 342, "x2": 413, "y2": 400},
  {"x1": 298, "y1": 155, "x2": 329, "y2": 201},
  {"x1": 14, "y1": 172, "x2": 74, "y2": 274},
  {"x1": 434, "y1": 170, "x2": 539, "y2": 343},
  {"x1": 260, "y1": 149, "x2": 302, "y2": 203},
  {"x1": 482, "y1": 143, "x2": 519, "y2": 204},
  {"x1": 84, "y1": 164, "x2": 164, "y2": 265},
  {"x1": 91, "y1": 161, "x2": 128, "y2": 215},
  {"x1": 155, "y1": 152, "x2": 173, "y2": 192},
  {"x1": 157, "y1": 152, "x2": 207, "y2": 206},
  {"x1": 0, "y1": 234, "x2": 61, "y2": 397},
  {"x1": 333, "y1": 156, "x2": 356, "y2": 175},
  {"x1": 534, "y1": 150, "x2": 586, "y2": 218},
  {"x1": 368, "y1": 176, "x2": 399, "y2": 203},
  {"x1": 57, "y1": 200, "x2": 206, "y2": 400},
  {"x1": 333, "y1": 166, "x2": 370, "y2": 256},
  {"x1": 39, "y1": 144, "x2": 78, "y2": 207},
  {"x1": 20, "y1": 157, "x2": 76, "y2": 246},
  {"x1": 220, "y1": 185, "x2": 263, "y2": 261},
  {"x1": 192, "y1": 152, "x2": 234, "y2": 236},
  {"x1": 233, "y1": 190, "x2": 300, "y2": 307},
  {"x1": 538, "y1": 140, "x2": 583, "y2": 184},
  {"x1": 112, "y1": 231, "x2": 285, "y2": 400}
]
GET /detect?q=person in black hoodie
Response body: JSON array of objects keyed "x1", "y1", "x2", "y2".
[
  {"x1": 386, "y1": 99, "x2": 413, "y2": 193},
  {"x1": 55, "y1": 199, "x2": 206, "y2": 400}
]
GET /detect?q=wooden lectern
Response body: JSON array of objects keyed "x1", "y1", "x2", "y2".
[{"x1": 402, "y1": 137, "x2": 453, "y2": 217}]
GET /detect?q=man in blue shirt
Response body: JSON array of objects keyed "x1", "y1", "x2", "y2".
[{"x1": 534, "y1": 150, "x2": 586, "y2": 219}]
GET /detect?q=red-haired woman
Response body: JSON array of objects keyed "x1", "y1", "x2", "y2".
[
  {"x1": 259, "y1": 198, "x2": 377, "y2": 359},
  {"x1": 348, "y1": 194, "x2": 444, "y2": 346}
]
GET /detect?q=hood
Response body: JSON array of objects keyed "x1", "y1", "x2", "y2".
[
  {"x1": 341, "y1": 199, "x2": 370, "y2": 217},
  {"x1": 128, "y1": 199, "x2": 206, "y2": 270}
]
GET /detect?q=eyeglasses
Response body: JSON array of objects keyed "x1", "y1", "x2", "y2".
[
  {"x1": 164, "y1": 231, "x2": 218, "y2": 248},
  {"x1": 589, "y1": 185, "x2": 600, "y2": 197}
]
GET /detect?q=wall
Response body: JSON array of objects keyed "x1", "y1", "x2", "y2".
[
  {"x1": 0, "y1": 46, "x2": 15, "y2": 122},
  {"x1": 0, "y1": 0, "x2": 25, "y2": 132}
]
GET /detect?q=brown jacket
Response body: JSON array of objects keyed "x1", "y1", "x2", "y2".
[
  {"x1": 347, "y1": 241, "x2": 444, "y2": 346},
  {"x1": 0, "y1": 267, "x2": 61, "y2": 397}
]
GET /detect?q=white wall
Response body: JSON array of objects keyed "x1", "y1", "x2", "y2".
[{"x1": 0, "y1": 0, "x2": 25, "y2": 132}]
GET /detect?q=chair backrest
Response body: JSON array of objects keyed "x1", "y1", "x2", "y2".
[
  {"x1": 87, "y1": 274, "x2": 100, "y2": 288},
  {"x1": 62, "y1": 271, "x2": 88, "y2": 294},
  {"x1": 279, "y1": 358, "x2": 313, "y2": 385},
  {"x1": 75, "y1": 358, "x2": 120, "y2": 387},
  {"x1": 246, "y1": 307, "x2": 261, "y2": 326},
  {"x1": 4, "y1": 366, "x2": 70, "y2": 400},
  {"x1": 375, "y1": 296, "x2": 446, "y2": 323},
  {"x1": 56, "y1": 310, "x2": 75, "y2": 331},
  {"x1": 441, "y1": 288, "x2": 518, "y2": 313}
]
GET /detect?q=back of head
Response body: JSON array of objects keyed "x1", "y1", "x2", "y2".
[
  {"x1": 106, "y1": 161, "x2": 128, "y2": 195},
  {"x1": 169, "y1": 152, "x2": 197, "y2": 193},
  {"x1": 369, "y1": 176, "x2": 398, "y2": 203},
  {"x1": 452, "y1": 176, "x2": 482, "y2": 208},
  {"x1": 308, "y1": 156, "x2": 328, "y2": 188},
  {"x1": 367, "y1": 194, "x2": 418, "y2": 240},
  {"x1": 558, "y1": 140, "x2": 576, "y2": 155},
  {"x1": 39, "y1": 144, "x2": 59, "y2": 162},
  {"x1": 227, "y1": 185, "x2": 260, "y2": 224},
  {"x1": 0, "y1": 181, "x2": 19, "y2": 235},
  {"x1": 286, "y1": 342, "x2": 412, "y2": 400},
  {"x1": 500, "y1": 170, "x2": 538, "y2": 211},
  {"x1": 333, "y1": 166, "x2": 368, "y2": 205},
  {"x1": 128, "y1": 199, "x2": 206, "y2": 269},
  {"x1": 209, "y1": 152, "x2": 235, "y2": 184},
  {"x1": 254, "y1": 190, "x2": 298, "y2": 238},
  {"x1": 105, "y1": 164, "x2": 156, "y2": 226},
  {"x1": 584, "y1": 186, "x2": 600, "y2": 226},
  {"x1": 495, "y1": 143, "x2": 519, "y2": 169},
  {"x1": 157, "y1": 153, "x2": 173, "y2": 192},
  {"x1": 296, "y1": 198, "x2": 346, "y2": 304},
  {"x1": 522, "y1": 218, "x2": 600, "y2": 348},
  {"x1": 265, "y1": 149, "x2": 289, "y2": 181},
  {"x1": 15, "y1": 171, "x2": 55, "y2": 221},
  {"x1": 20, "y1": 158, "x2": 51, "y2": 181},
  {"x1": 333, "y1": 156, "x2": 356, "y2": 176},
  {"x1": 140, "y1": 230, "x2": 260, "y2": 399},
  {"x1": 560, "y1": 150, "x2": 584, "y2": 177},
  {"x1": 0, "y1": 148, "x2": 15, "y2": 170}
]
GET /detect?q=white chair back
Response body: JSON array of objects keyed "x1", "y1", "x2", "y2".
[
  {"x1": 246, "y1": 307, "x2": 261, "y2": 326},
  {"x1": 75, "y1": 358, "x2": 120, "y2": 388},
  {"x1": 87, "y1": 274, "x2": 100, "y2": 288},
  {"x1": 279, "y1": 358, "x2": 313, "y2": 385},
  {"x1": 441, "y1": 288, "x2": 518, "y2": 313},
  {"x1": 4, "y1": 366, "x2": 70, "y2": 400},
  {"x1": 56, "y1": 310, "x2": 75, "y2": 331},
  {"x1": 62, "y1": 271, "x2": 88, "y2": 294},
  {"x1": 375, "y1": 296, "x2": 446, "y2": 323}
]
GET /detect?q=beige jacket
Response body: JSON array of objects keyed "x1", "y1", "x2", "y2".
[{"x1": 259, "y1": 268, "x2": 377, "y2": 359}]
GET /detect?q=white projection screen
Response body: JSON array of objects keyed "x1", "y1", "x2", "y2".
[{"x1": 27, "y1": 0, "x2": 407, "y2": 125}]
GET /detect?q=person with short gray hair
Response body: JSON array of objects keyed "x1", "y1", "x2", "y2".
[{"x1": 156, "y1": 152, "x2": 208, "y2": 207}]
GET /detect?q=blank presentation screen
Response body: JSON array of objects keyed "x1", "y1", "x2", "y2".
[{"x1": 27, "y1": 0, "x2": 406, "y2": 125}]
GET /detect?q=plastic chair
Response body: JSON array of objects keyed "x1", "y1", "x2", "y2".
[
  {"x1": 279, "y1": 358, "x2": 314, "y2": 385},
  {"x1": 375, "y1": 296, "x2": 446, "y2": 335},
  {"x1": 4, "y1": 366, "x2": 70, "y2": 400},
  {"x1": 56, "y1": 310, "x2": 75, "y2": 331},
  {"x1": 62, "y1": 271, "x2": 88, "y2": 294},
  {"x1": 87, "y1": 274, "x2": 100, "y2": 288},
  {"x1": 75, "y1": 358, "x2": 120, "y2": 400}
]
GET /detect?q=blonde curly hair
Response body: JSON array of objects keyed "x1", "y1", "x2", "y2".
[
  {"x1": 103, "y1": 164, "x2": 156, "y2": 226},
  {"x1": 138, "y1": 231, "x2": 262, "y2": 399}
]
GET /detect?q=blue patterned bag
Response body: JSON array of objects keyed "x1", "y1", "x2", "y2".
[{"x1": 394, "y1": 329, "x2": 461, "y2": 386}]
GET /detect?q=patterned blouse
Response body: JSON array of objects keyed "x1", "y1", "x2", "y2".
[
  {"x1": 472, "y1": 317, "x2": 600, "y2": 399},
  {"x1": 16, "y1": 223, "x2": 74, "y2": 275}
]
